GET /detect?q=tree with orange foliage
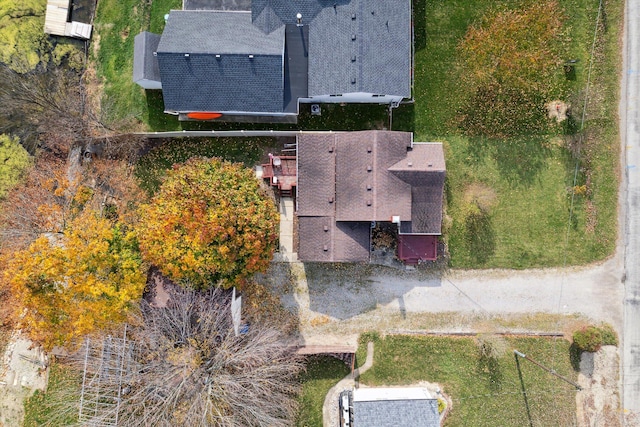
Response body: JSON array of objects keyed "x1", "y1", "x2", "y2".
[
  {"x1": 457, "y1": 0, "x2": 567, "y2": 138},
  {"x1": 2, "y1": 209, "x2": 146, "y2": 350},
  {"x1": 136, "y1": 157, "x2": 279, "y2": 289}
]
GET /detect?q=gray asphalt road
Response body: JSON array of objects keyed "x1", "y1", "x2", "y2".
[{"x1": 623, "y1": 0, "x2": 640, "y2": 417}]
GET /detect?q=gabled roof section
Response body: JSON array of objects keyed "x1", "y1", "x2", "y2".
[
  {"x1": 353, "y1": 387, "x2": 440, "y2": 427},
  {"x1": 390, "y1": 143, "x2": 446, "y2": 234},
  {"x1": 335, "y1": 131, "x2": 413, "y2": 222},
  {"x1": 156, "y1": 11, "x2": 286, "y2": 113},
  {"x1": 158, "y1": 11, "x2": 283, "y2": 55},
  {"x1": 252, "y1": 0, "x2": 330, "y2": 34},
  {"x1": 133, "y1": 32, "x2": 161, "y2": 84},
  {"x1": 297, "y1": 133, "x2": 336, "y2": 217},
  {"x1": 308, "y1": 0, "x2": 411, "y2": 97}
]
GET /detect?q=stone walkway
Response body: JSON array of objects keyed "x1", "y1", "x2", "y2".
[{"x1": 322, "y1": 341, "x2": 374, "y2": 427}]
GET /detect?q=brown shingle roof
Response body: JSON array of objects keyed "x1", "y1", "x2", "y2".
[
  {"x1": 296, "y1": 132, "x2": 446, "y2": 263},
  {"x1": 335, "y1": 131, "x2": 412, "y2": 222},
  {"x1": 298, "y1": 217, "x2": 369, "y2": 262},
  {"x1": 297, "y1": 134, "x2": 336, "y2": 217}
]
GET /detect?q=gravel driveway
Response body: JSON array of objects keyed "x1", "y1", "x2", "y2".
[{"x1": 265, "y1": 255, "x2": 624, "y2": 347}]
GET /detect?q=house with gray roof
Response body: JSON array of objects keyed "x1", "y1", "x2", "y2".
[
  {"x1": 133, "y1": 0, "x2": 412, "y2": 122},
  {"x1": 296, "y1": 131, "x2": 445, "y2": 264},
  {"x1": 352, "y1": 387, "x2": 440, "y2": 427}
]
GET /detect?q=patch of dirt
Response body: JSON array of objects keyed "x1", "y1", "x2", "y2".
[
  {"x1": 576, "y1": 345, "x2": 621, "y2": 426},
  {"x1": 0, "y1": 332, "x2": 48, "y2": 427},
  {"x1": 463, "y1": 182, "x2": 497, "y2": 212},
  {"x1": 546, "y1": 100, "x2": 570, "y2": 122}
]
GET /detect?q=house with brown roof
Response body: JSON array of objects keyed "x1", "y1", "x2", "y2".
[{"x1": 295, "y1": 131, "x2": 445, "y2": 265}]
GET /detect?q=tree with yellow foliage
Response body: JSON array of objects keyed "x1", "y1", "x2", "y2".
[
  {"x1": 136, "y1": 157, "x2": 279, "y2": 290},
  {"x1": 2, "y1": 209, "x2": 146, "y2": 350}
]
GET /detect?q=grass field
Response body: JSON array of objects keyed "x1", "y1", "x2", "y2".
[
  {"x1": 412, "y1": 0, "x2": 622, "y2": 267},
  {"x1": 358, "y1": 334, "x2": 579, "y2": 427},
  {"x1": 91, "y1": 0, "x2": 623, "y2": 268},
  {"x1": 296, "y1": 356, "x2": 350, "y2": 427}
]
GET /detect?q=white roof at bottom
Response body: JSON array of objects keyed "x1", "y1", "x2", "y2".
[{"x1": 353, "y1": 387, "x2": 433, "y2": 402}]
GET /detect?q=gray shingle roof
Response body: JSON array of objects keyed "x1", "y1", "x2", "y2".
[
  {"x1": 352, "y1": 387, "x2": 440, "y2": 427},
  {"x1": 354, "y1": 399, "x2": 440, "y2": 427},
  {"x1": 158, "y1": 11, "x2": 284, "y2": 55},
  {"x1": 308, "y1": 0, "x2": 411, "y2": 97},
  {"x1": 133, "y1": 32, "x2": 161, "y2": 84},
  {"x1": 156, "y1": 11, "x2": 285, "y2": 113}
]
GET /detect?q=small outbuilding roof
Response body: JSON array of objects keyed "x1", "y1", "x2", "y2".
[{"x1": 353, "y1": 387, "x2": 440, "y2": 427}]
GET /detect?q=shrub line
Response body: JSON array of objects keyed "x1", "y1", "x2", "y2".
[{"x1": 386, "y1": 330, "x2": 564, "y2": 337}]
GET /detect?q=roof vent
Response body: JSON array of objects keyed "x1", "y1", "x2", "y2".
[
  {"x1": 323, "y1": 245, "x2": 328, "y2": 252},
  {"x1": 351, "y1": 77, "x2": 357, "y2": 84},
  {"x1": 296, "y1": 13, "x2": 302, "y2": 26},
  {"x1": 184, "y1": 53, "x2": 190, "y2": 57},
  {"x1": 367, "y1": 165, "x2": 372, "y2": 172},
  {"x1": 328, "y1": 196, "x2": 334, "y2": 203},
  {"x1": 366, "y1": 200, "x2": 372, "y2": 206},
  {"x1": 351, "y1": 55, "x2": 356, "y2": 62},
  {"x1": 367, "y1": 147, "x2": 372, "y2": 153},
  {"x1": 428, "y1": 163, "x2": 433, "y2": 167},
  {"x1": 328, "y1": 146, "x2": 334, "y2": 153},
  {"x1": 351, "y1": 34, "x2": 357, "y2": 41},
  {"x1": 407, "y1": 161, "x2": 413, "y2": 167},
  {"x1": 248, "y1": 54, "x2": 254, "y2": 59},
  {"x1": 323, "y1": 225, "x2": 329, "y2": 232},
  {"x1": 153, "y1": 51, "x2": 157, "y2": 57},
  {"x1": 352, "y1": 13, "x2": 356, "y2": 20},
  {"x1": 215, "y1": 54, "x2": 221, "y2": 58},
  {"x1": 367, "y1": 184, "x2": 372, "y2": 191}
]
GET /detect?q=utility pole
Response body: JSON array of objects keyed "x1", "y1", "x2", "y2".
[{"x1": 513, "y1": 350, "x2": 582, "y2": 390}]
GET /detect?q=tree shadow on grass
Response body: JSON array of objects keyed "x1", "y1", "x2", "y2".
[
  {"x1": 465, "y1": 207, "x2": 496, "y2": 265},
  {"x1": 413, "y1": 0, "x2": 427, "y2": 51},
  {"x1": 467, "y1": 135, "x2": 551, "y2": 186}
]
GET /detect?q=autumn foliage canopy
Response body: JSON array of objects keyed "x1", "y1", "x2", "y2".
[
  {"x1": 457, "y1": 0, "x2": 567, "y2": 138},
  {"x1": 3, "y1": 210, "x2": 146, "y2": 350},
  {"x1": 136, "y1": 157, "x2": 279, "y2": 289}
]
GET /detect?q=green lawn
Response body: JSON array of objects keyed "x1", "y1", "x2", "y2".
[
  {"x1": 411, "y1": 0, "x2": 622, "y2": 267},
  {"x1": 297, "y1": 356, "x2": 350, "y2": 427},
  {"x1": 358, "y1": 334, "x2": 578, "y2": 427}
]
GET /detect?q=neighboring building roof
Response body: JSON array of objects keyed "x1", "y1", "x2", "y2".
[
  {"x1": 308, "y1": 0, "x2": 412, "y2": 98},
  {"x1": 352, "y1": 387, "x2": 440, "y2": 427},
  {"x1": 133, "y1": 0, "x2": 411, "y2": 116},
  {"x1": 183, "y1": 0, "x2": 250, "y2": 11},
  {"x1": 297, "y1": 131, "x2": 446, "y2": 263},
  {"x1": 133, "y1": 32, "x2": 161, "y2": 84},
  {"x1": 156, "y1": 11, "x2": 285, "y2": 113}
]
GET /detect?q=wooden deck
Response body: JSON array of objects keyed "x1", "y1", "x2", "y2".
[{"x1": 44, "y1": 0, "x2": 92, "y2": 39}]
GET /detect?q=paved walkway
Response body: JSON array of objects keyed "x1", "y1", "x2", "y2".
[
  {"x1": 322, "y1": 341, "x2": 374, "y2": 427},
  {"x1": 622, "y1": 0, "x2": 640, "y2": 418},
  {"x1": 277, "y1": 197, "x2": 297, "y2": 262}
]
